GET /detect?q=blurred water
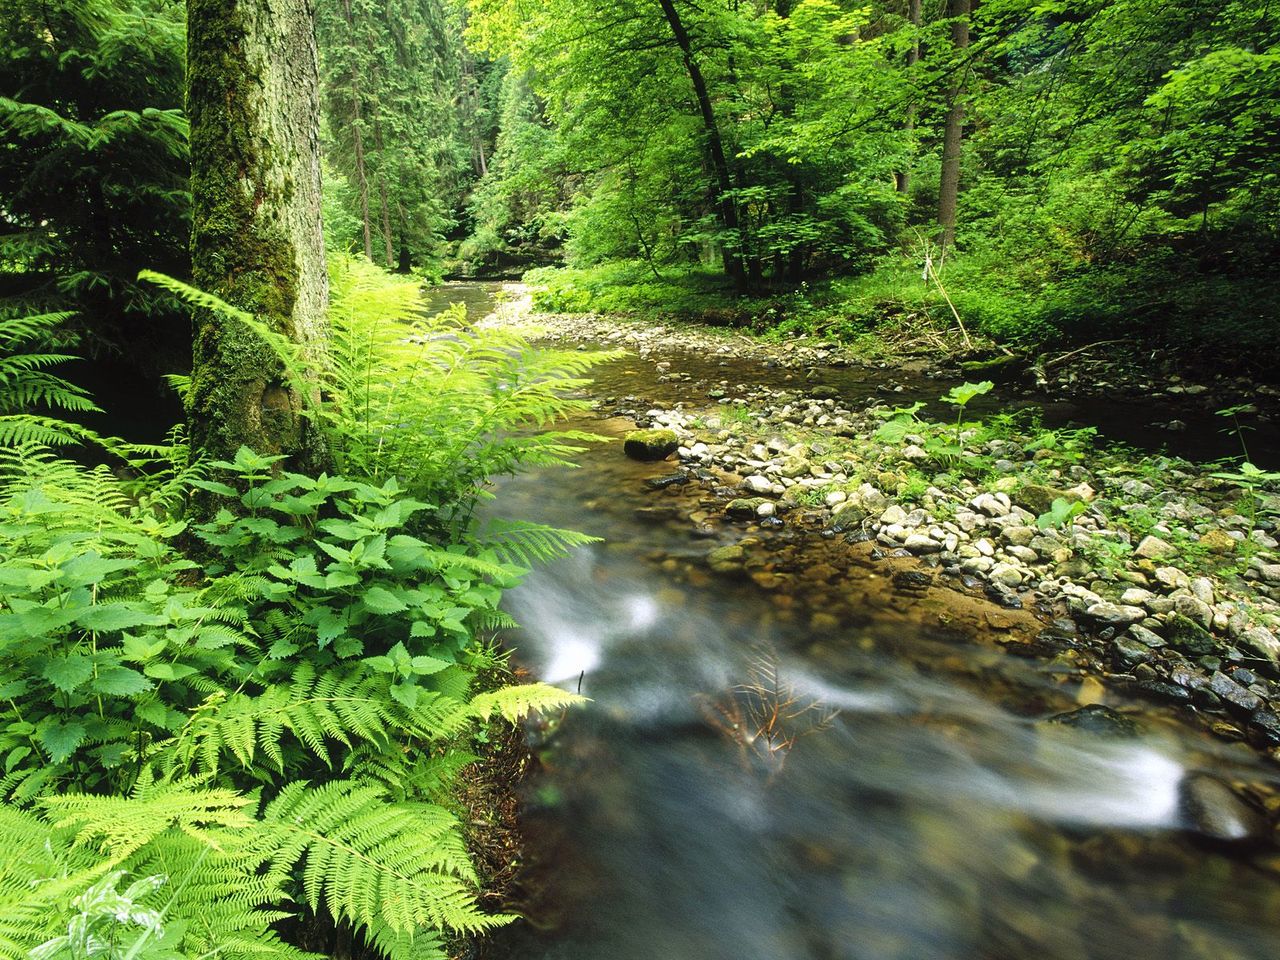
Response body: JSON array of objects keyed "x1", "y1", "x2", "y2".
[{"x1": 431, "y1": 281, "x2": 1280, "y2": 960}]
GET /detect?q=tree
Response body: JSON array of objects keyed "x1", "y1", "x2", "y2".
[
  {"x1": 937, "y1": 0, "x2": 971, "y2": 256},
  {"x1": 186, "y1": 0, "x2": 330, "y2": 467}
]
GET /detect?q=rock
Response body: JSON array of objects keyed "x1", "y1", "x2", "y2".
[
  {"x1": 1165, "y1": 613, "x2": 1216, "y2": 656},
  {"x1": 903, "y1": 533, "x2": 942, "y2": 553},
  {"x1": 1006, "y1": 545, "x2": 1038, "y2": 564},
  {"x1": 1207, "y1": 671, "x2": 1263, "y2": 717},
  {"x1": 1174, "y1": 594, "x2": 1214, "y2": 629},
  {"x1": 1015, "y1": 484, "x2": 1078, "y2": 516},
  {"x1": 1241, "y1": 626, "x2": 1280, "y2": 663},
  {"x1": 1044, "y1": 704, "x2": 1139, "y2": 738},
  {"x1": 623, "y1": 429, "x2": 679, "y2": 461},
  {"x1": 1178, "y1": 774, "x2": 1269, "y2": 844},
  {"x1": 1003, "y1": 526, "x2": 1036, "y2": 547},
  {"x1": 1198, "y1": 528, "x2": 1238, "y2": 554},
  {"x1": 825, "y1": 490, "x2": 846, "y2": 507},
  {"x1": 1189, "y1": 577, "x2": 1215, "y2": 605},
  {"x1": 990, "y1": 563, "x2": 1024, "y2": 587},
  {"x1": 1134, "y1": 535, "x2": 1177, "y2": 560},
  {"x1": 756, "y1": 502, "x2": 776, "y2": 518},
  {"x1": 1154, "y1": 566, "x2": 1190, "y2": 590},
  {"x1": 985, "y1": 581, "x2": 1023, "y2": 609},
  {"x1": 971, "y1": 493, "x2": 1009, "y2": 518},
  {"x1": 707, "y1": 544, "x2": 746, "y2": 573},
  {"x1": 1129, "y1": 624, "x2": 1166, "y2": 648},
  {"x1": 1083, "y1": 602, "x2": 1147, "y2": 628},
  {"x1": 880, "y1": 504, "x2": 908, "y2": 525},
  {"x1": 892, "y1": 570, "x2": 933, "y2": 592},
  {"x1": 726, "y1": 498, "x2": 767, "y2": 518},
  {"x1": 742, "y1": 474, "x2": 774, "y2": 494},
  {"x1": 1120, "y1": 587, "x2": 1155, "y2": 606},
  {"x1": 1113, "y1": 636, "x2": 1154, "y2": 668},
  {"x1": 644, "y1": 472, "x2": 690, "y2": 490},
  {"x1": 902, "y1": 444, "x2": 929, "y2": 461}
]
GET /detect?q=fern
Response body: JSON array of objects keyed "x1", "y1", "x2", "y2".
[
  {"x1": 258, "y1": 780, "x2": 512, "y2": 936},
  {"x1": 0, "y1": 312, "x2": 100, "y2": 448},
  {"x1": 478, "y1": 518, "x2": 602, "y2": 567}
]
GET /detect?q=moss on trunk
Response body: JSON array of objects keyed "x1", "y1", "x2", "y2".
[{"x1": 187, "y1": 0, "x2": 329, "y2": 469}]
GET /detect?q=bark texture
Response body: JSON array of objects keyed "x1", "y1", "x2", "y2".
[
  {"x1": 937, "y1": 0, "x2": 971, "y2": 255},
  {"x1": 895, "y1": 0, "x2": 922, "y2": 194},
  {"x1": 656, "y1": 0, "x2": 747, "y2": 290},
  {"x1": 187, "y1": 0, "x2": 329, "y2": 468}
]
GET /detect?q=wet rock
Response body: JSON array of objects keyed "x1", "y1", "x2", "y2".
[
  {"x1": 742, "y1": 474, "x2": 775, "y2": 495},
  {"x1": 1133, "y1": 679, "x2": 1193, "y2": 704},
  {"x1": 1208, "y1": 671, "x2": 1263, "y2": 717},
  {"x1": 1129, "y1": 624, "x2": 1166, "y2": 648},
  {"x1": 1178, "y1": 774, "x2": 1269, "y2": 844},
  {"x1": 706, "y1": 544, "x2": 746, "y2": 573},
  {"x1": 624, "y1": 429, "x2": 679, "y2": 461},
  {"x1": 892, "y1": 570, "x2": 933, "y2": 592},
  {"x1": 1112, "y1": 636, "x2": 1155, "y2": 668},
  {"x1": 1134, "y1": 535, "x2": 1178, "y2": 560},
  {"x1": 984, "y1": 581, "x2": 1023, "y2": 609},
  {"x1": 644, "y1": 472, "x2": 690, "y2": 490},
  {"x1": 725, "y1": 497, "x2": 767, "y2": 518},
  {"x1": 1045, "y1": 704, "x2": 1139, "y2": 738},
  {"x1": 1249, "y1": 709, "x2": 1280, "y2": 746}
]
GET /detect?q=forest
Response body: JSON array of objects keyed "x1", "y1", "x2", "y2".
[{"x1": 3, "y1": 1, "x2": 1280, "y2": 959}]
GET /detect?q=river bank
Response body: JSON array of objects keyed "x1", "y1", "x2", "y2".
[{"x1": 482, "y1": 285, "x2": 1280, "y2": 762}]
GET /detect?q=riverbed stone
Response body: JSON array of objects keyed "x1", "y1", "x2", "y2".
[
  {"x1": 903, "y1": 533, "x2": 942, "y2": 553},
  {"x1": 1015, "y1": 483, "x2": 1078, "y2": 516},
  {"x1": 1241, "y1": 627, "x2": 1280, "y2": 663},
  {"x1": 1174, "y1": 594, "x2": 1214, "y2": 629},
  {"x1": 742, "y1": 474, "x2": 774, "y2": 494},
  {"x1": 1165, "y1": 613, "x2": 1216, "y2": 656},
  {"x1": 1044, "y1": 704, "x2": 1139, "y2": 738},
  {"x1": 1178, "y1": 775, "x2": 1269, "y2": 843},
  {"x1": 710, "y1": 546, "x2": 751, "y2": 577},
  {"x1": 623, "y1": 429, "x2": 679, "y2": 461},
  {"x1": 1134, "y1": 535, "x2": 1178, "y2": 560},
  {"x1": 1198, "y1": 528, "x2": 1238, "y2": 554},
  {"x1": 1083, "y1": 601, "x2": 1147, "y2": 628}
]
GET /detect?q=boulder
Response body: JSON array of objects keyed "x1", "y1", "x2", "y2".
[{"x1": 624, "y1": 429, "x2": 679, "y2": 461}]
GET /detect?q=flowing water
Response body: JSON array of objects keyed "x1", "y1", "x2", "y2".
[{"x1": 428, "y1": 282, "x2": 1280, "y2": 960}]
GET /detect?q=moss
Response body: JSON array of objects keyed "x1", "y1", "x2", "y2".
[
  {"x1": 622, "y1": 428, "x2": 679, "y2": 461},
  {"x1": 186, "y1": 0, "x2": 304, "y2": 462}
]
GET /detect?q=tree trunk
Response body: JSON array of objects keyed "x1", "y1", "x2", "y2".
[
  {"x1": 655, "y1": 0, "x2": 746, "y2": 290},
  {"x1": 341, "y1": 0, "x2": 374, "y2": 260},
  {"x1": 937, "y1": 0, "x2": 970, "y2": 257},
  {"x1": 371, "y1": 106, "x2": 396, "y2": 268},
  {"x1": 895, "y1": 0, "x2": 922, "y2": 194},
  {"x1": 187, "y1": 0, "x2": 330, "y2": 470}
]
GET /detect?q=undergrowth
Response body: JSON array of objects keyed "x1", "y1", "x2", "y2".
[{"x1": 0, "y1": 254, "x2": 608, "y2": 960}]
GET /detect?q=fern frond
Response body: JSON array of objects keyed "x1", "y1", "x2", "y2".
[
  {"x1": 468, "y1": 683, "x2": 586, "y2": 724},
  {"x1": 479, "y1": 518, "x2": 602, "y2": 567},
  {"x1": 258, "y1": 780, "x2": 512, "y2": 936}
]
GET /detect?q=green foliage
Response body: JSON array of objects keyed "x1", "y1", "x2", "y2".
[
  {"x1": 1036, "y1": 497, "x2": 1088, "y2": 531},
  {"x1": 0, "y1": 257, "x2": 598, "y2": 958},
  {"x1": 0, "y1": 0, "x2": 190, "y2": 399}
]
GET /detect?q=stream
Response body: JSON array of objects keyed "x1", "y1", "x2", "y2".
[{"x1": 424, "y1": 282, "x2": 1280, "y2": 960}]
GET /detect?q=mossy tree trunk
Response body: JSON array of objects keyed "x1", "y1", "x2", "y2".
[
  {"x1": 187, "y1": 0, "x2": 330, "y2": 470},
  {"x1": 937, "y1": 0, "x2": 971, "y2": 259}
]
